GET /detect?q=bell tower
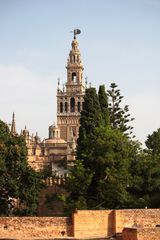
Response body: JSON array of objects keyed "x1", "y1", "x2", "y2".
[{"x1": 57, "y1": 30, "x2": 85, "y2": 143}]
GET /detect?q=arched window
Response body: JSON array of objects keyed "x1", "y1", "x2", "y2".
[
  {"x1": 72, "y1": 72, "x2": 77, "y2": 82},
  {"x1": 70, "y1": 98, "x2": 75, "y2": 112},
  {"x1": 82, "y1": 102, "x2": 85, "y2": 110},
  {"x1": 78, "y1": 102, "x2": 81, "y2": 112},
  {"x1": 60, "y1": 102, "x2": 63, "y2": 113},
  {"x1": 65, "y1": 102, "x2": 68, "y2": 112}
]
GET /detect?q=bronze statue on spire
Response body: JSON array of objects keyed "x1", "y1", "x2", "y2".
[{"x1": 73, "y1": 29, "x2": 81, "y2": 39}]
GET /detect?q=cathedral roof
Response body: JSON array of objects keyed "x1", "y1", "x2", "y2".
[{"x1": 45, "y1": 138, "x2": 66, "y2": 144}]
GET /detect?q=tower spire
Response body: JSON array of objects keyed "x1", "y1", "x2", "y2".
[
  {"x1": 56, "y1": 31, "x2": 85, "y2": 143},
  {"x1": 11, "y1": 112, "x2": 16, "y2": 135}
]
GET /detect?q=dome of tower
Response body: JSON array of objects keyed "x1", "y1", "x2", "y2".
[{"x1": 45, "y1": 138, "x2": 66, "y2": 144}]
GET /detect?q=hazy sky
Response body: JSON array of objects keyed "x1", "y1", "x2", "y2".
[{"x1": 0, "y1": 0, "x2": 160, "y2": 145}]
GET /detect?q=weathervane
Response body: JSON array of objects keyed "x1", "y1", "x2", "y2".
[{"x1": 71, "y1": 29, "x2": 81, "y2": 39}]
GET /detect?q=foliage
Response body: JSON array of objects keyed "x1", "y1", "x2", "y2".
[
  {"x1": 77, "y1": 87, "x2": 102, "y2": 161},
  {"x1": 65, "y1": 82, "x2": 160, "y2": 212},
  {"x1": 86, "y1": 126, "x2": 132, "y2": 209},
  {"x1": 65, "y1": 83, "x2": 138, "y2": 213},
  {"x1": 0, "y1": 120, "x2": 43, "y2": 216},
  {"x1": 108, "y1": 83, "x2": 134, "y2": 137},
  {"x1": 98, "y1": 85, "x2": 110, "y2": 126},
  {"x1": 64, "y1": 160, "x2": 93, "y2": 214},
  {"x1": 145, "y1": 128, "x2": 160, "y2": 157}
]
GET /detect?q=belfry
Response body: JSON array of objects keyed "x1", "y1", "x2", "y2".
[{"x1": 57, "y1": 30, "x2": 85, "y2": 143}]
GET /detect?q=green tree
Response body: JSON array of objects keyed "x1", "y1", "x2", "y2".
[
  {"x1": 85, "y1": 126, "x2": 131, "y2": 209},
  {"x1": 128, "y1": 130, "x2": 160, "y2": 209},
  {"x1": 0, "y1": 120, "x2": 42, "y2": 216},
  {"x1": 145, "y1": 128, "x2": 160, "y2": 157},
  {"x1": 77, "y1": 87, "x2": 102, "y2": 162},
  {"x1": 98, "y1": 85, "x2": 110, "y2": 126},
  {"x1": 129, "y1": 149, "x2": 160, "y2": 208},
  {"x1": 108, "y1": 83, "x2": 134, "y2": 137},
  {"x1": 64, "y1": 160, "x2": 93, "y2": 214}
]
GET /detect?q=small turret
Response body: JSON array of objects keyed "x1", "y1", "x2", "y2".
[
  {"x1": 49, "y1": 123, "x2": 60, "y2": 139},
  {"x1": 11, "y1": 112, "x2": 16, "y2": 135}
]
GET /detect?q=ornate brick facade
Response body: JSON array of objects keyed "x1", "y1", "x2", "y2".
[{"x1": 57, "y1": 35, "x2": 85, "y2": 142}]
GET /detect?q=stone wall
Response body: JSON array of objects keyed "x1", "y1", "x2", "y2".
[
  {"x1": 0, "y1": 217, "x2": 72, "y2": 239},
  {"x1": 73, "y1": 210, "x2": 114, "y2": 238},
  {"x1": 123, "y1": 227, "x2": 160, "y2": 240}
]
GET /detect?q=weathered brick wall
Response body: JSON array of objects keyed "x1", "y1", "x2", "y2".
[
  {"x1": 123, "y1": 227, "x2": 160, "y2": 240},
  {"x1": 137, "y1": 228, "x2": 160, "y2": 240},
  {"x1": 0, "y1": 217, "x2": 73, "y2": 238},
  {"x1": 1, "y1": 209, "x2": 160, "y2": 239},
  {"x1": 73, "y1": 210, "x2": 114, "y2": 238},
  {"x1": 115, "y1": 209, "x2": 160, "y2": 233},
  {"x1": 123, "y1": 228, "x2": 138, "y2": 240}
]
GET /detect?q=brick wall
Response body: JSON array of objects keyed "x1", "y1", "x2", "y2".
[
  {"x1": 0, "y1": 217, "x2": 73, "y2": 239},
  {"x1": 123, "y1": 228, "x2": 138, "y2": 240},
  {"x1": 73, "y1": 210, "x2": 114, "y2": 238},
  {"x1": 1, "y1": 209, "x2": 160, "y2": 239},
  {"x1": 123, "y1": 227, "x2": 160, "y2": 240},
  {"x1": 115, "y1": 209, "x2": 160, "y2": 233}
]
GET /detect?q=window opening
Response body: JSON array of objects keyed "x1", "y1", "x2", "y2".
[
  {"x1": 78, "y1": 102, "x2": 81, "y2": 112},
  {"x1": 60, "y1": 102, "x2": 63, "y2": 113},
  {"x1": 70, "y1": 98, "x2": 75, "y2": 112},
  {"x1": 72, "y1": 72, "x2": 77, "y2": 82},
  {"x1": 65, "y1": 102, "x2": 68, "y2": 112}
]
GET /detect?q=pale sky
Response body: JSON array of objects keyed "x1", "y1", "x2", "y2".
[{"x1": 0, "y1": 0, "x2": 160, "y2": 145}]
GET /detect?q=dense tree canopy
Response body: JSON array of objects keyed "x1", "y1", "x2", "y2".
[
  {"x1": 64, "y1": 83, "x2": 160, "y2": 213},
  {"x1": 145, "y1": 128, "x2": 160, "y2": 157},
  {"x1": 0, "y1": 120, "x2": 42, "y2": 216}
]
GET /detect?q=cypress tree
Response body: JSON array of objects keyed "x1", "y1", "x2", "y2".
[
  {"x1": 98, "y1": 85, "x2": 110, "y2": 126},
  {"x1": 77, "y1": 87, "x2": 102, "y2": 161}
]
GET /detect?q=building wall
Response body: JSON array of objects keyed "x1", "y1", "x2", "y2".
[
  {"x1": 73, "y1": 210, "x2": 114, "y2": 238},
  {"x1": 0, "y1": 217, "x2": 72, "y2": 239},
  {"x1": 115, "y1": 209, "x2": 160, "y2": 233},
  {"x1": 1, "y1": 209, "x2": 160, "y2": 239},
  {"x1": 123, "y1": 228, "x2": 137, "y2": 240},
  {"x1": 123, "y1": 227, "x2": 160, "y2": 240}
]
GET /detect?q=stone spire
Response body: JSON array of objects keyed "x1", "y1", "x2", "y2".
[{"x1": 11, "y1": 112, "x2": 16, "y2": 135}]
